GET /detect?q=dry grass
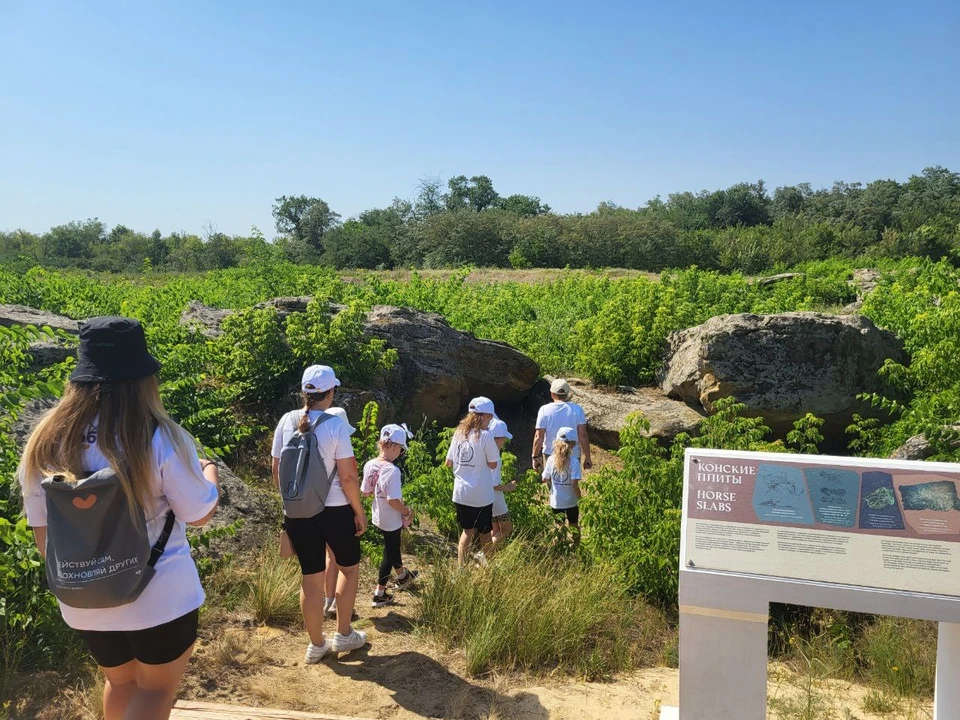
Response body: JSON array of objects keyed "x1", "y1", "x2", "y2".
[{"x1": 242, "y1": 549, "x2": 302, "y2": 626}]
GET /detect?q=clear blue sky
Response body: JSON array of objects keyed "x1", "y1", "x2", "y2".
[{"x1": 1, "y1": 0, "x2": 958, "y2": 238}]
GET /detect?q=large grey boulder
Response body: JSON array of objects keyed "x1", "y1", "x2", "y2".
[
  {"x1": 0, "y1": 304, "x2": 80, "y2": 335},
  {"x1": 543, "y1": 376, "x2": 704, "y2": 449},
  {"x1": 366, "y1": 306, "x2": 540, "y2": 426},
  {"x1": 659, "y1": 312, "x2": 907, "y2": 441},
  {"x1": 179, "y1": 299, "x2": 541, "y2": 427},
  {"x1": 26, "y1": 341, "x2": 76, "y2": 373},
  {"x1": 890, "y1": 426, "x2": 960, "y2": 461}
]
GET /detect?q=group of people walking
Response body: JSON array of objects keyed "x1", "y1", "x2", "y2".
[{"x1": 17, "y1": 315, "x2": 591, "y2": 720}]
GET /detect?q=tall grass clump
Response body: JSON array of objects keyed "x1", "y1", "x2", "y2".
[
  {"x1": 418, "y1": 541, "x2": 669, "y2": 679},
  {"x1": 242, "y1": 549, "x2": 301, "y2": 625}
]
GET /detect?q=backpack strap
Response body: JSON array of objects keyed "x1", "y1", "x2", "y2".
[
  {"x1": 147, "y1": 510, "x2": 177, "y2": 568},
  {"x1": 309, "y1": 412, "x2": 336, "y2": 431}
]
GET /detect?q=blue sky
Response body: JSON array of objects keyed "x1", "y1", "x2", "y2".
[{"x1": 1, "y1": 0, "x2": 958, "y2": 237}]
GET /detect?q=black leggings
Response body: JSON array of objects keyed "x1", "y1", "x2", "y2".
[{"x1": 378, "y1": 527, "x2": 403, "y2": 585}]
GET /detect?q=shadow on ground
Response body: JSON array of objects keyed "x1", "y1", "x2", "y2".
[{"x1": 329, "y1": 650, "x2": 549, "y2": 720}]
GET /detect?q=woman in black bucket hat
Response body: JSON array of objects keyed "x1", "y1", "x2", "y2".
[{"x1": 19, "y1": 316, "x2": 221, "y2": 720}]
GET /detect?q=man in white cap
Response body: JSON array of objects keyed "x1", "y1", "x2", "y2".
[
  {"x1": 271, "y1": 365, "x2": 368, "y2": 661},
  {"x1": 532, "y1": 378, "x2": 591, "y2": 472}
]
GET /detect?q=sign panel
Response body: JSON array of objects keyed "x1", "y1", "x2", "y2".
[{"x1": 681, "y1": 449, "x2": 960, "y2": 597}]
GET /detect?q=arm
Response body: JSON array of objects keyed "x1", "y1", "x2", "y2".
[
  {"x1": 337, "y1": 455, "x2": 366, "y2": 536},
  {"x1": 578, "y1": 424, "x2": 592, "y2": 470},
  {"x1": 573, "y1": 480, "x2": 582, "y2": 500},
  {"x1": 272, "y1": 457, "x2": 281, "y2": 491},
  {"x1": 387, "y1": 498, "x2": 411, "y2": 517},
  {"x1": 187, "y1": 460, "x2": 221, "y2": 527},
  {"x1": 33, "y1": 526, "x2": 46, "y2": 558},
  {"x1": 532, "y1": 428, "x2": 546, "y2": 469},
  {"x1": 445, "y1": 459, "x2": 453, "y2": 468}
]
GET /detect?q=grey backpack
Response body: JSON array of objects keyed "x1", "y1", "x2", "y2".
[
  {"x1": 41, "y1": 469, "x2": 176, "y2": 609},
  {"x1": 278, "y1": 412, "x2": 337, "y2": 519}
]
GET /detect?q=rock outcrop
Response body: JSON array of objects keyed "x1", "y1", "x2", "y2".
[
  {"x1": 659, "y1": 312, "x2": 907, "y2": 442},
  {"x1": 889, "y1": 426, "x2": 960, "y2": 461},
  {"x1": 180, "y1": 299, "x2": 541, "y2": 427},
  {"x1": 539, "y1": 376, "x2": 704, "y2": 449},
  {"x1": 0, "y1": 304, "x2": 80, "y2": 335},
  {"x1": 366, "y1": 306, "x2": 540, "y2": 426}
]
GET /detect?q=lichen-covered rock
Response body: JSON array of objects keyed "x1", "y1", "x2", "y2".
[
  {"x1": 0, "y1": 304, "x2": 80, "y2": 334},
  {"x1": 543, "y1": 376, "x2": 703, "y2": 449},
  {"x1": 659, "y1": 312, "x2": 907, "y2": 442}
]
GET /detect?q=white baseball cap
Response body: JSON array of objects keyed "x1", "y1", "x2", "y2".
[
  {"x1": 326, "y1": 407, "x2": 355, "y2": 436},
  {"x1": 556, "y1": 426, "x2": 577, "y2": 443},
  {"x1": 468, "y1": 396, "x2": 495, "y2": 415},
  {"x1": 380, "y1": 423, "x2": 413, "y2": 449},
  {"x1": 550, "y1": 379, "x2": 572, "y2": 397},
  {"x1": 489, "y1": 417, "x2": 513, "y2": 440},
  {"x1": 302, "y1": 365, "x2": 341, "y2": 393}
]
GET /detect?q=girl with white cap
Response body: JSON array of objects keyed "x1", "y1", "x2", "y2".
[
  {"x1": 445, "y1": 397, "x2": 500, "y2": 565},
  {"x1": 542, "y1": 426, "x2": 582, "y2": 542},
  {"x1": 271, "y1": 365, "x2": 368, "y2": 660},
  {"x1": 362, "y1": 423, "x2": 419, "y2": 607},
  {"x1": 488, "y1": 415, "x2": 516, "y2": 549}
]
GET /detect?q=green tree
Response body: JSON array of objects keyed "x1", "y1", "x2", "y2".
[
  {"x1": 497, "y1": 194, "x2": 551, "y2": 216},
  {"x1": 445, "y1": 175, "x2": 500, "y2": 212},
  {"x1": 272, "y1": 195, "x2": 341, "y2": 251}
]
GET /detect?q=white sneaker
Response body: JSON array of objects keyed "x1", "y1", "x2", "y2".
[
  {"x1": 331, "y1": 628, "x2": 368, "y2": 654},
  {"x1": 304, "y1": 639, "x2": 331, "y2": 664},
  {"x1": 473, "y1": 551, "x2": 488, "y2": 566},
  {"x1": 324, "y1": 597, "x2": 337, "y2": 619}
]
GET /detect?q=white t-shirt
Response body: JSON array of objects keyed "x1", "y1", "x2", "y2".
[
  {"x1": 20, "y1": 424, "x2": 219, "y2": 632},
  {"x1": 542, "y1": 453, "x2": 582, "y2": 510},
  {"x1": 446, "y1": 429, "x2": 499, "y2": 508},
  {"x1": 536, "y1": 401, "x2": 587, "y2": 458},
  {"x1": 364, "y1": 459, "x2": 403, "y2": 532},
  {"x1": 271, "y1": 409, "x2": 356, "y2": 508}
]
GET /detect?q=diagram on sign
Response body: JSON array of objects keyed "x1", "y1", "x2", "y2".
[
  {"x1": 752, "y1": 464, "x2": 814, "y2": 525},
  {"x1": 858, "y1": 471, "x2": 905, "y2": 530},
  {"x1": 804, "y1": 467, "x2": 860, "y2": 527},
  {"x1": 899, "y1": 481, "x2": 960, "y2": 512}
]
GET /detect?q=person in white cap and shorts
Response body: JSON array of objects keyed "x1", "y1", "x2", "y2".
[
  {"x1": 362, "y1": 423, "x2": 419, "y2": 607},
  {"x1": 271, "y1": 365, "x2": 368, "y2": 661},
  {"x1": 542, "y1": 426, "x2": 583, "y2": 542},
  {"x1": 532, "y1": 379, "x2": 591, "y2": 473},
  {"x1": 487, "y1": 415, "x2": 516, "y2": 549},
  {"x1": 320, "y1": 406, "x2": 354, "y2": 620},
  {"x1": 445, "y1": 397, "x2": 500, "y2": 565}
]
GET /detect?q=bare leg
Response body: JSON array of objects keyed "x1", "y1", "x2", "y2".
[
  {"x1": 324, "y1": 545, "x2": 338, "y2": 602},
  {"x1": 458, "y1": 529, "x2": 475, "y2": 565},
  {"x1": 335, "y1": 563, "x2": 360, "y2": 636},
  {"x1": 300, "y1": 572, "x2": 326, "y2": 646},
  {"x1": 477, "y1": 531, "x2": 492, "y2": 557},
  {"x1": 100, "y1": 645, "x2": 194, "y2": 720}
]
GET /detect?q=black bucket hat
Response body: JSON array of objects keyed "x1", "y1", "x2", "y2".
[{"x1": 70, "y1": 316, "x2": 161, "y2": 383}]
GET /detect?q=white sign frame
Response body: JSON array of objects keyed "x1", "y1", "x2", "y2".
[{"x1": 665, "y1": 448, "x2": 960, "y2": 719}]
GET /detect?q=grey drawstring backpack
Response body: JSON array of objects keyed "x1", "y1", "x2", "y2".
[
  {"x1": 41, "y1": 469, "x2": 176, "y2": 609},
  {"x1": 278, "y1": 412, "x2": 337, "y2": 518}
]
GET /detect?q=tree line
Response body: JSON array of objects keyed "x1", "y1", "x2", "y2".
[{"x1": 2, "y1": 168, "x2": 958, "y2": 274}]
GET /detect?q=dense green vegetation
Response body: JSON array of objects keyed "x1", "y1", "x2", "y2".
[
  {"x1": 2, "y1": 167, "x2": 958, "y2": 274},
  {"x1": 4, "y1": 255, "x2": 960, "y2": 703}
]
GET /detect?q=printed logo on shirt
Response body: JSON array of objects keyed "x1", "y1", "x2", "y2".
[
  {"x1": 82, "y1": 426, "x2": 98, "y2": 451},
  {"x1": 456, "y1": 442, "x2": 475, "y2": 466},
  {"x1": 551, "y1": 469, "x2": 571, "y2": 486}
]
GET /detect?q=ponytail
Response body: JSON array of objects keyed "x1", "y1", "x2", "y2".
[
  {"x1": 552, "y1": 438, "x2": 574, "y2": 474},
  {"x1": 297, "y1": 389, "x2": 332, "y2": 433}
]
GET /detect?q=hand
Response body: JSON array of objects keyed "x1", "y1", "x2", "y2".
[
  {"x1": 354, "y1": 510, "x2": 367, "y2": 537},
  {"x1": 532, "y1": 455, "x2": 543, "y2": 471},
  {"x1": 583, "y1": 459, "x2": 593, "y2": 470}
]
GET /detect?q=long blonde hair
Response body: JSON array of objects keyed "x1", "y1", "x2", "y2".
[
  {"x1": 455, "y1": 412, "x2": 490, "y2": 442},
  {"x1": 552, "y1": 438, "x2": 574, "y2": 475},
  {"x1": 20, "y1": 375, "x2": 198, "y2": 513}
]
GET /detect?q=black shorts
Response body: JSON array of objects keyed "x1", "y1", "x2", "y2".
[
  {"x1": 284, "y1": 504, "x2": 361, "y2": 575},
  {"x1": 553, "y1": 506, "x2": 580, "y2": 525},
  {"x1": 78, "y1": 608, "x2": 199, "y2": 668},
  {"x1": 455, "y1": 502, "x2": 493, "y2": 534}
]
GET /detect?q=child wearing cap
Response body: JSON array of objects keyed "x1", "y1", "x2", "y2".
[
  {"x1": 271, "y1": 365, "x2": 368, "y2": 661},
  {"x1": 542, "y1": 426, "x2": 582, "y2": 542},
  {"x1": 445, "y1": 397, "x2": 501, "y2": 565},
  {"x1": 488, "y1": 416, "x2": 516, "y2": 549},
  {"x1": 363, "y1": 424, "x2": 419, "y2": 607}
]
